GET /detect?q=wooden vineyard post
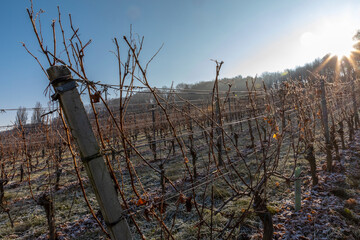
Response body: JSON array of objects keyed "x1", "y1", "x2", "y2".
[
  {"x1": 320, "y1": 79, "x2": 332, "y2": 172},
  {"x1": 187, "y1": 104, "x2": 197, "y2": 179},
  {"x1": 151, "y1": 104, "x2": 157, "y2": 162},
  {"x1": 215, "y1": 95, "x2": 224, "y2": 166},
  {"x1": 227, "y1": 96, "x2": 232, "y2": 121},
  {"x1": 294, "y1": 167, "x2": 301, "y2": 211},
  {"x1": 228, "y1": 96, "x2": 234, "y2": 132},
  {"x1": 151, "y1": 104, "x2": 165, "y2": 193},
  {"x1": 351, "y1": 76, "x2": 359, "y2": 129},
  {"x1": 47, "y1": 65, "x2": 132, "y2": 240}
]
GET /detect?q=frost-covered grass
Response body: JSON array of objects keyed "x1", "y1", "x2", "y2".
[{"x1": 1, "y1": 127, "x2": 360, "y2": 239}]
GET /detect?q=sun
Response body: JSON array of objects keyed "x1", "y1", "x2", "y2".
[
  {"x1": 300, "y1": 16, "x2": 358, "y2": 59},
  {"x1": 325, "y1": 27, "x2": 356, "y2": 58}
]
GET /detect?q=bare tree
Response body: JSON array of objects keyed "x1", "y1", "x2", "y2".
[
  {"x1": 31, "y1": 102, "x2": 45, "y2": 124},
  {"x1": 15, "y1": 107, "x2": 28, "y2": 126}
]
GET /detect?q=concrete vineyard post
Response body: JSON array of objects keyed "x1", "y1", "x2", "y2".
[{"x1": 47, "y1": 65, "x2": 132, "y2": 240}]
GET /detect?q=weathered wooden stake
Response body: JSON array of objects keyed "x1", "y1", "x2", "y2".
[
  {"x1": 215, "y1": 96, "x2": 224, "y2": 166},
  {"x1": 351, "y1": 76, "x2": 359, "y2": 129},
  {"x1": 305, "y1": 144, "x2": 318, "y2": 186},
  {"x1": 151, "y1": 104, "x2": 157, "y2": 162},
  {"x1": 187, "y1": 104, "x2": 197, "y2": 179},
  {"x1": 38, "y1": 193, "x2": 56, "y2": 240},
  {"x1": 294, "y1": 167, "x2": 301, "y2": 211},
  {"x1": 228, "y1": 97, "x2": 234, "y2": 134},
  {"x1": 47, "y1": 65, "x2": 132, "y2": 240},
  {"x1": 320, "y1": 79, "x2": 332, "y2": 172}
]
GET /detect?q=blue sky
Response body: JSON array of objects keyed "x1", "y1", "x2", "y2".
[{"x1": 1, "y1": 0, "x2": 360, "y2": 126}]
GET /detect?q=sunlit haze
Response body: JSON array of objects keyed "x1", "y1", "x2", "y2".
[
  {"x1": 300, "y1": 16, "x2": 357, "y2": 58},
  {"x1": 230, "y1": 10, "x2": 360, "y2": 77}
]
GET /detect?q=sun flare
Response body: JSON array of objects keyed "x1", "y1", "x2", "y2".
[
  {"x1": 325, "y1": 29, "x2": 356, "y2": 58},
  {"x1": 300, "y1": 16, "x2": 358, "y2": 59}
]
